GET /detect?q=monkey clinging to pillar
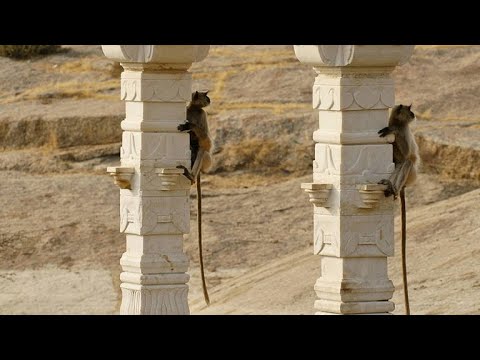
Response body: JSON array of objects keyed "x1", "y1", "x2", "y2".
[
  {"x1": 177, "y1": 91, "x2": 213, "y2": 306},
  {"x1": 378, "y1": 104, "x2": 420, "y2": 316}
]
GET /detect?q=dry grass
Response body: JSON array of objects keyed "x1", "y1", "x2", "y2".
[
  {"x1": 204, "y1": 171, "x2": 297, "y2": 188},
  {"x1": 242, "y1": 62, "x2": 295, "y2": 72},
  {"x1": 416, "y1": 110, "x2": 480, "y2": 123},
  {"x1": 212, "y1": 102, "x2": 309, "y2": 115},
  {"x1": 209, "y1": 47, "x2": 294, "y2": 60},
  {"x1": 211, "y1": 70, "x2": 237, "y2": 101},
  {"x1": 0, "y1": 45, "x2": 63, "y2": 59},
  {"x1": 0, "y1": 79, "x2": 119, "y2": 104},
  {"x1": 193, "y1": 47, "x2": 298, "y2": 105},
  {"x1": 415, "y1": 45, "x2": 474, "y2": 51},
  {"x1": 214, "y1": 138, "x2": 290, "y2": 173},
  {"x1": 54, "y1": 57, "x2": 102, "y2": 73},
  {"x1": 35, "y1": 56, "x2": 122, "y2": 78}
]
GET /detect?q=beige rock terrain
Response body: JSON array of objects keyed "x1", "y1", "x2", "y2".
[{"x1": 0, "y1": 45, "x2": 479, "y2": 314}]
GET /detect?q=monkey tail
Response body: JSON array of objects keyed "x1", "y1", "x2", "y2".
[
  {"x1": 400, "y1": 187, "x2": 410, "y2": 315},
  {"x1": 197, "y1": 173, "x2": 210, "y2": 306}
]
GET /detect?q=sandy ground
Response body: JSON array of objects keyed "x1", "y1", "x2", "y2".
[
  {"x1": 0, "y1": 171, "x2": 478, "y2": 314},
  {"x1": 0, "y1": 267, "x2": 117, "y2": 314},
  {"x1": 1, "y1": 45, "x2": 480, "y2": 314},
  {"x1": 191, "y1": 187, "x2": 480, "y2": 315}
]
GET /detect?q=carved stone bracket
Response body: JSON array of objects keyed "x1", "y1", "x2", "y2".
[
  {"x1": 301, "y1": 183, "x2": 333, "y2": 207},
  {"x1": 356, "y1": 184, "x2": 388, "y2": 209},
  {"x1": 107, "y1": 167, "x2": 135, "y2": 189},
  {"x1": 155, "y1": 168, "x2": 192, "y2": 191}
]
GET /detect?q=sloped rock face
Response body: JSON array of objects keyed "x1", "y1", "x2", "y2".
[
  {"x1": 1, "y1": 45, "x2": 480, "y2": 181},
  {"x1": 0, "y1": 113, "x2": 123, "y2": 150},
  {"x1": 415, "y1": 120, "x2": 480, "y2": 181}
]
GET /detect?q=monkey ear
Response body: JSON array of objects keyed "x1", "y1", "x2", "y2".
[
  {"x1": 193, "y1": 91, "x2": 199, "y2": 100},
  {"x1": 205, "y1": 90, "x2": 209, "y2": 95},
  {"x1": 407, "y1": 104, "x2": 412, "y2": 110}
]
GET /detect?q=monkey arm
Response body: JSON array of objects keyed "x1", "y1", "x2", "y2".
[
  {"x1": 378, "y1": 126, "x2": 398, "y2": 138},
  {"x1": 177, "y1": 123, "x2": 191, "y2": 132},
  {"x1": 177, "y1": 123, "x2": 212, "y2": 149}
]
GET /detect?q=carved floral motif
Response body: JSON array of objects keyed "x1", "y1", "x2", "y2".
[
  {"x1": 312, "y1": 85, "x2": 395, "y2": 110},
  {"x1": 314, "y1": 144, "x2": 394, "y2": 176},
  {"x1": 121, "y1": 79, "x2": 191, "y2": 102},
  {"x1": 120, "y1": 286, "x2": 189, "y2": 315}
]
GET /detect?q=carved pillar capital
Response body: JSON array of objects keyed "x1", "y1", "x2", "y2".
[
  {"x1": 294, "y1": 45, "x2": 414, "y2": 68},
  {"x1": 102, "y1": 45, "x2": 210, "y2": 71}
]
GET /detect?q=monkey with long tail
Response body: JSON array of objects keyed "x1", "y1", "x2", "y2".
[
  {"x1": 378, "y1": 104, "x2": 419, "y2": 315},
  {"x1": 177, "y1": 91, "x2": 213, "y2": 306}
]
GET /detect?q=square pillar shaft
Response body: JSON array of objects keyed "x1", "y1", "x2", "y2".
[
  {"x1": 295, "y1": 45, "x2": 415, "y2": 314},
  {"x1": 103, "y1": 45, "x2": 210, "y2": 314}
]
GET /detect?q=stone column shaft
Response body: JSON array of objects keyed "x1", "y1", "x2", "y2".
[{"x1": 103, "y1": 45, "x2": 210, "y2": 314}]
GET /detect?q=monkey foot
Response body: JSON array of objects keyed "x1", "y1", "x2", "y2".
[{"x1": 378, "y1": 179, "x2": 397, "y2": 198}]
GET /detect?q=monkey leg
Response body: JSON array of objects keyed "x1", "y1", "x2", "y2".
[
  {"x1": 393, "y1": 159, "x2": 414, "y2": 195},
  {"x1": 405, "y1": 164, "x2": 417, "y2": 187},
  {"x1": 176, "y1": 165, "x2": 194, "y2": 182},
  {"x1": 187, "y1": 124, "x2": 212, "y2": 152},
  {"x1": 201, "y1": 151, "x2": 212, "y2": 172},
  {"x1": 379, "y1": 161, "x2": 403, "y2": 198},
  {"x1": 378, "y1": 179, "x2": 396, "y2": 198},
  {"x1": 190, "y1": 149, "x2": 206, "y2": 184}
]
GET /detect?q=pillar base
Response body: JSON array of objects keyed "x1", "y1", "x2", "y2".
[
  {"x1": 314, "y1": 299, "x2": 394, "y2": 314},
  {"x1": 314, "y1": 278, "x2": 394, "y2": 302},
  {"x1": 315, "y1": 312, "x2": 394, "y2": 315},
  {"x1": 120, "y1": 283, "x2": 189, "y2": 315}
]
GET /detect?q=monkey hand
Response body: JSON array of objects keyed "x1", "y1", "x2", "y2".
[
  {"x1": 177, "y1": 123, "x2": 191, "y2": 132},
  {"x1": 378, "y1": 179, "x2": 397, "y2": 198},
  {"x1": 378, "y1": 126, "x2": 392, "y2": 138}
]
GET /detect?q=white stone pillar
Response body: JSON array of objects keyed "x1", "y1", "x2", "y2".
[
  {"x1": 103, "y1": 45, "x2": 210, "y2": 315},
  {"x1": 295, "y1": 45, "x2": 414, "y2": 314}
]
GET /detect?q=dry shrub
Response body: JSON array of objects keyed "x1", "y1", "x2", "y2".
[
  {"x1": 214, "y1": 138, "x2": 289, "y2": 173},
  {"x1": 0, "y1": 45, "x2": 64, "y2": 59}
]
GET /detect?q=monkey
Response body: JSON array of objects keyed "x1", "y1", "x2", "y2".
[
  {"x1": 177, "y1": 90, "x2": 213, "y2": 306},
  {"x1": 378, "y1": 104, "x2": 419, "y2": 316}
]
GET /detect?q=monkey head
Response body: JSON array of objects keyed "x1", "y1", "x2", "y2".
[
  {"x1": 190, "y1": 91, "x2": 211, "y2": 108},
  {"x1": 391, "y1": 104, "x2": 416, "y2": 125}
]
